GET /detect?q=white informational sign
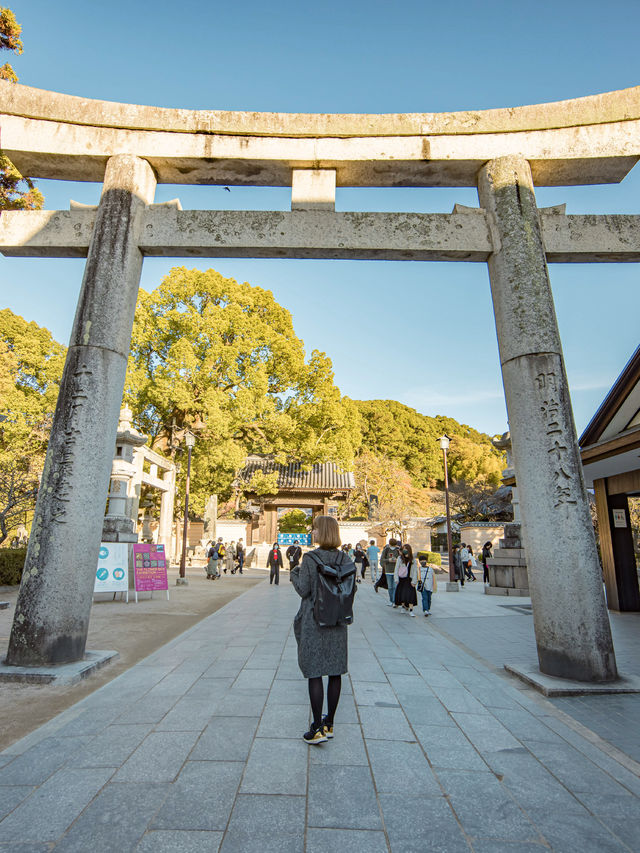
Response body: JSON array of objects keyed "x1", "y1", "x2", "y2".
[
  {"x1": 612, "y1": 509, "x2": 627, "y2": 528},
  {"x1": 95, "y1": 543, "x2": 129, "y2": 600}
]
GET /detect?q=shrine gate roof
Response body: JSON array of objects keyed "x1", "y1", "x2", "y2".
[{"x1": 241, "y1": 456, "x2": 355, "y2": 492}]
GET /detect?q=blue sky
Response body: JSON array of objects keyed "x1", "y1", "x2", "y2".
[{"x1": 1, "y1": 0, "x2": 638, "y2": 436}]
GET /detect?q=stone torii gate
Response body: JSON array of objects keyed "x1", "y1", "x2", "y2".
[{"x1": 2, "y1": 82, "x2": 639, "y2": 682}]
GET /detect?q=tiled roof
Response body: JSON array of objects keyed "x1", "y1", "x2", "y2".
[{"x1": 241, "y1": 455, "x2": 355, "y2": 492}]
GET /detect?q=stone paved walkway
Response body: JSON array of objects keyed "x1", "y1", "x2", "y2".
[{"x1": 1, "y1": 578, "x2": 639, "y2": 851}]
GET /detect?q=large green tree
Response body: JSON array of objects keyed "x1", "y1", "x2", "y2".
[
  {"x1": 0, "y1": 7, "x2": 43, "y2": 211},
  {"x1": 125, "y1": 267, "x2": 361, "y2": 513},
  {"x1": 0, "y1": 309, "x2": 65, "y2": 542}
]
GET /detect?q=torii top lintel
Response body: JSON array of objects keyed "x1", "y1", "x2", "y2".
[{"x1": 1, "y1": 82, "x2": 639, "y2": 187}]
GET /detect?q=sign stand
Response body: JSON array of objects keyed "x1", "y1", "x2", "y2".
[
  {"x1": 94, "y1": 543, "x2": 129, "y2": 602},
  {"x1": 132, "y1": 543, "x2": 170, "y2": 603}
]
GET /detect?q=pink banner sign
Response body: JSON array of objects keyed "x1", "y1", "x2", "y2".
[{"x1": 132, "y1": 544, "x2": 169, "y2": 592}]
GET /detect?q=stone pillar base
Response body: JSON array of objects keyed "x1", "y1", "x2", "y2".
[
  {"x1": 444, "y1": 581, "x2": 460, "y2": 592},
  {"x1": 175, "y1": 577, "x2": 189, "y2": 586},
  {"x1": 0, "y1": 650, "x2": 119, "y2": 685}
]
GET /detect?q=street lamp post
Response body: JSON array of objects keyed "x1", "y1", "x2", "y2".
[
  {"x1": 177, "y1": 430, "x2": 196, "y2": 586},
  {"x1": 438, "y1": 434, "x2": 456, "y2": 586}
]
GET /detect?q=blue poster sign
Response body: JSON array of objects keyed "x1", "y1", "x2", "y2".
[{"x1": 278, "y1": 533, "x2": 312, "y2": 546}]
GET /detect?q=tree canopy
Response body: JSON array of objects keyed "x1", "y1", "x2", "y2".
[
  {"x1": 0, "y1": 7, "x2": 44, "y2": 210},
  {"x1": 124, "y1": 267, "x2": 361, "y2": 513},
  {"x1": 278, "y1": 509, "x2": 311, "y2": 534},
  {"x1": 0, "y1": 309, "x2": 65, "y2": 542}
]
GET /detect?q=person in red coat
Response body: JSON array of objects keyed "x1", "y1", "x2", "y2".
[{"x1": 267, "y1": 543, "x2": 283, "y2": 585}]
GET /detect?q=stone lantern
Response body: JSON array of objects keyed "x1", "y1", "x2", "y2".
[
  {"x1": 102, "y1": 407, "x2": 148, "y2": 543},
  {"x1": 486, "y1": 430, "x2": 529, "y2": 596}
]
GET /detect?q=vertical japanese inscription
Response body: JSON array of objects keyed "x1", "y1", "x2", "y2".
[
  {"x1": 536, "y1": 371, "x2": 577, "y2": 509},
  {"x1": 50, "y1": 363, "x2": 93, "y2": 524}
]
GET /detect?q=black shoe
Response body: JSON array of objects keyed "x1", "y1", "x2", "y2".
[
  {"x1": 321, "y1": 716, "x2": 334, "y2": 738},
  {"x1": 303, "y1": 722, "x2": 328, "y2": 745}
]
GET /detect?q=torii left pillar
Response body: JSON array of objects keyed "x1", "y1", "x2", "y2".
[{"x1": 6, "y1": 154, "x2": 156, "y2": 666}]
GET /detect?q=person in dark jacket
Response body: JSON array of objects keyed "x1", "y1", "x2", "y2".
[
  {"x1": 290, "y1": 514, "x2": 349, "y2": 745},
  {"x1": 286, "y1": 540, "x2": 303, "y2": 570},
  {"x1": 354, "y1": 543, "x2": 367, "y2": 582},
  {"x1": 236, "y1": 539, "x2": 244, "y2": 574},
  {"x1": 451, "y1": 544, "x2": 463, "y2": 586},
  {"x1": 267, "y1": 543, "x2": 283, "y2": 585},
  {"x1": 380, "y1": 539, "x2": 401, "y2": 605},
  {"x1": 481, "y1": 541, "x2": 493, "y2": 584}
]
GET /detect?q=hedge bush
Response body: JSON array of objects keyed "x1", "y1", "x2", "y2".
[
  {"x1": 416, "y1": 550, "x2": 442, "y2": 566},
  {"x1": 0, "y1": 548, "x2": 27, "y2": 585}
]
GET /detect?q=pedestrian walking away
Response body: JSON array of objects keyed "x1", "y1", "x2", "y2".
[
  {"x1": 467, "y1": 545, "x2": 478, "y2": 581},
  {"x1": 380, "y1": 538, "x2": 401, "y2": 605},
  {"x1": 367, "y1": 539, "x2": 380, "y2": 583},
  {"x1": 267, "y1": 542, "x2": 283, "y2": 585},
  {"x1": 452, "y1": 544, "x2": 463, "y2": 586},
  {"x1": 354, "y1": 542, "x2": 366, "y2": 582},
  {"x1": 236, "y1": 539, "x2": 245, "y2": 574},
  {"x1": 418, "y1": 558, "x2": 434, "y2": 616},
  {"x1": 228, "y1": 541, "x2": 237, "y2": 574},
  {"x1": 206, "y1": 540, "x2": 219, "y2": 579},
  {"x1": 394, "y1": 543, "x2": 419, "y2": 615},
  {"x1": 218, "y1": 540, "x2": 227, "y2": 573},
  {"x1": 290, "y1": 514, "x2": 351, "y2": 745},
  {"x1": 286, "y1": 540, "x2": 303, "y2": 571},
  {"x1": 482, "y1": 540, "x2": 492, "y2": 584}
]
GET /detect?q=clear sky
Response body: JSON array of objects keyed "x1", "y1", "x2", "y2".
[{"x1": 1, "y1": 0, "x2": 638, "y2": 436}]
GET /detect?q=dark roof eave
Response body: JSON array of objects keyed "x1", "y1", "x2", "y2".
[{"x1": 580, "y1": 345, "x2": 640, "y2": 447}]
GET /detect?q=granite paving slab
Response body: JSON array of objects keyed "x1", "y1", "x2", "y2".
[
  {"x1": 0, "y1": 767, "x2": 113, "y2": 842},
  {"x1": 220, "y1": 794, "x2": 305, "y2": 853},
  {"x1": 366, "y1": 738, "x2": 441, "y2": 794},
  {"x1": 305, "y1": 828, "x2": 389, "y2": 852},
  {"x1": 135, "y1": 829, "x2": 223, "y2": 852},
  {"x1": 308, "y1": 764, "x2": 382, "y2": 830},
  {"x1": 378, "y1": 792, "x2": 470, "y2": 853},
  {"x1": 113, "y1": 731, "x2": 199, "y2": 783},
  {"x1": 190, "y1": 716, "x2": 259, "y2": 762},
  {"x1": 240, "y1": 737, "x2": 308, "y2": 794},
  {"x1": 151, "y1": 761, "x2": 243, "y2": 831}
]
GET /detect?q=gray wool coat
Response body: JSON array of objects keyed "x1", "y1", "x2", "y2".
[{"x1": 290, "y1": 548, "x2": 349, "y2": 679}]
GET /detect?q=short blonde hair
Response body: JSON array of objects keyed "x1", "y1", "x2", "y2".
[{"x1": 313, "y1": 515, "x2": 341, "y2": 549}]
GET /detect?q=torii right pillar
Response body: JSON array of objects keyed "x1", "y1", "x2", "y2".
[{"x1": 478, "y1": 155, "x2": 618, "y2": 682}]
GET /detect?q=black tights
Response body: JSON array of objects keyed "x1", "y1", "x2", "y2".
[{"x1": 308, "y1": 675, "x2": 341, "y2": 728}]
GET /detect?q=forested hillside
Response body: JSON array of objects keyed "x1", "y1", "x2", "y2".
[{"x1": 353, "y1": 399, "x2": 504, "y2": 489}]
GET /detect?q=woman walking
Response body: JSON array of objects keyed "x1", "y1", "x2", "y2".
[
  {"x1": 467, "y1": 546, "x2": 478, "y2": 581},
  {"x1": 225, "y1": 542, "x2": 235, "y2": 575},
  {"x1": 394, "y1": 543, "x2": 419, "y2": 616},
  {"x1": 481, "y1": 541, "x2": 493, "y2": 584},
  {"x1": 290, "y1": 515, "x2": 349, "y2": 745}
]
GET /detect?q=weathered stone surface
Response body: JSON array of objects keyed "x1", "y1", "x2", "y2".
[
  {"x1": 478, "y1": 155, "x2": 617, "y2": 683},
  {"x1": 5, "y1": 154, "x2": 156, "y2": 667},
  {"x1": 1, "y1": 82, "x2": 639, "y2": 186},
  {"x1": 5, "y1": 207, "x2": 640, "y2": 262}
]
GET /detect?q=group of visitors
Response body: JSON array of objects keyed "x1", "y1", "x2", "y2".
[
  {"x1": 205, "y1": 538, "x2": 244, "y2": 579},
  {"x1": 374, "y1": 539, "x2": 434, "y2": 616},
  {"x1": 451, "y1": 541, "x2": 492, "y2": 585},
  {"x1": 266, "y1": 539, "x2": 304, "y2": 585}
]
